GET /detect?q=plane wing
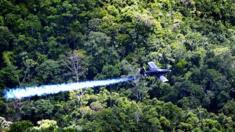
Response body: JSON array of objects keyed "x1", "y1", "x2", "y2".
[
  {"x1": 148, "y1": 61, "x2": 159, "y2": 71},
  {"x1": 159, "y1": 75, "x2": 168, "y2": 82}
]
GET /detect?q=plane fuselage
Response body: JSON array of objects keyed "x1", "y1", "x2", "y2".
[
  {"x1": 139, "y1": 61, "x2": 171, "y2": 82},
  {"x1": 144, "y1": 69, "x2": 170, "y2": 77}
]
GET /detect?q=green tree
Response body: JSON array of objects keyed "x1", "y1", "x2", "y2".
[{"x1": 9, "y1": 120, "x2": 33, "y2": 132}]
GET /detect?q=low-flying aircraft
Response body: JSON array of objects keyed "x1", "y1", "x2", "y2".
[{"x1": 140, "y1": 61, "x2": 171, "y2": 82}]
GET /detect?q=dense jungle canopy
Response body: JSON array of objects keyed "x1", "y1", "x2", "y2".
[{"x1": 1, "y1": 0, "x2": 235, "y2": 131}]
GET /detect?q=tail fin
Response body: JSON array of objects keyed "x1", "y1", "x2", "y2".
[{"x1": 140, "y1": 67, "x2": 146, "y2": 76}]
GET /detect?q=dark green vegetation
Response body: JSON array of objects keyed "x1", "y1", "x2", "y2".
[{"x1": 1, "y1": 0, "x2": 235, "y2": 131}]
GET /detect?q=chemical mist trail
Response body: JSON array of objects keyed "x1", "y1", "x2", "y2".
[{"x1": 4, "y1": 77, "x2": 134, "y2": 100}]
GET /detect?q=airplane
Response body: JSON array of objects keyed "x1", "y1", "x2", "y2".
[{"x1": 139, "y1": 61, "x2": 171, "y2": 82}]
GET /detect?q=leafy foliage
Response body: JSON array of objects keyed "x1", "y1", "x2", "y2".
[{"x1": 0, "y1": 0, "x2": 235, "y2": 131}]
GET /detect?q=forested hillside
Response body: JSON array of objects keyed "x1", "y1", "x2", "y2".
[{"x1": 1, "y1": 0, "x2": 235, "y2": 131}]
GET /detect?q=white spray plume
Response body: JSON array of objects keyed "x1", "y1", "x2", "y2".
[{"x1": 4, "y1": 77, "x2": 134, "y2": 100}]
